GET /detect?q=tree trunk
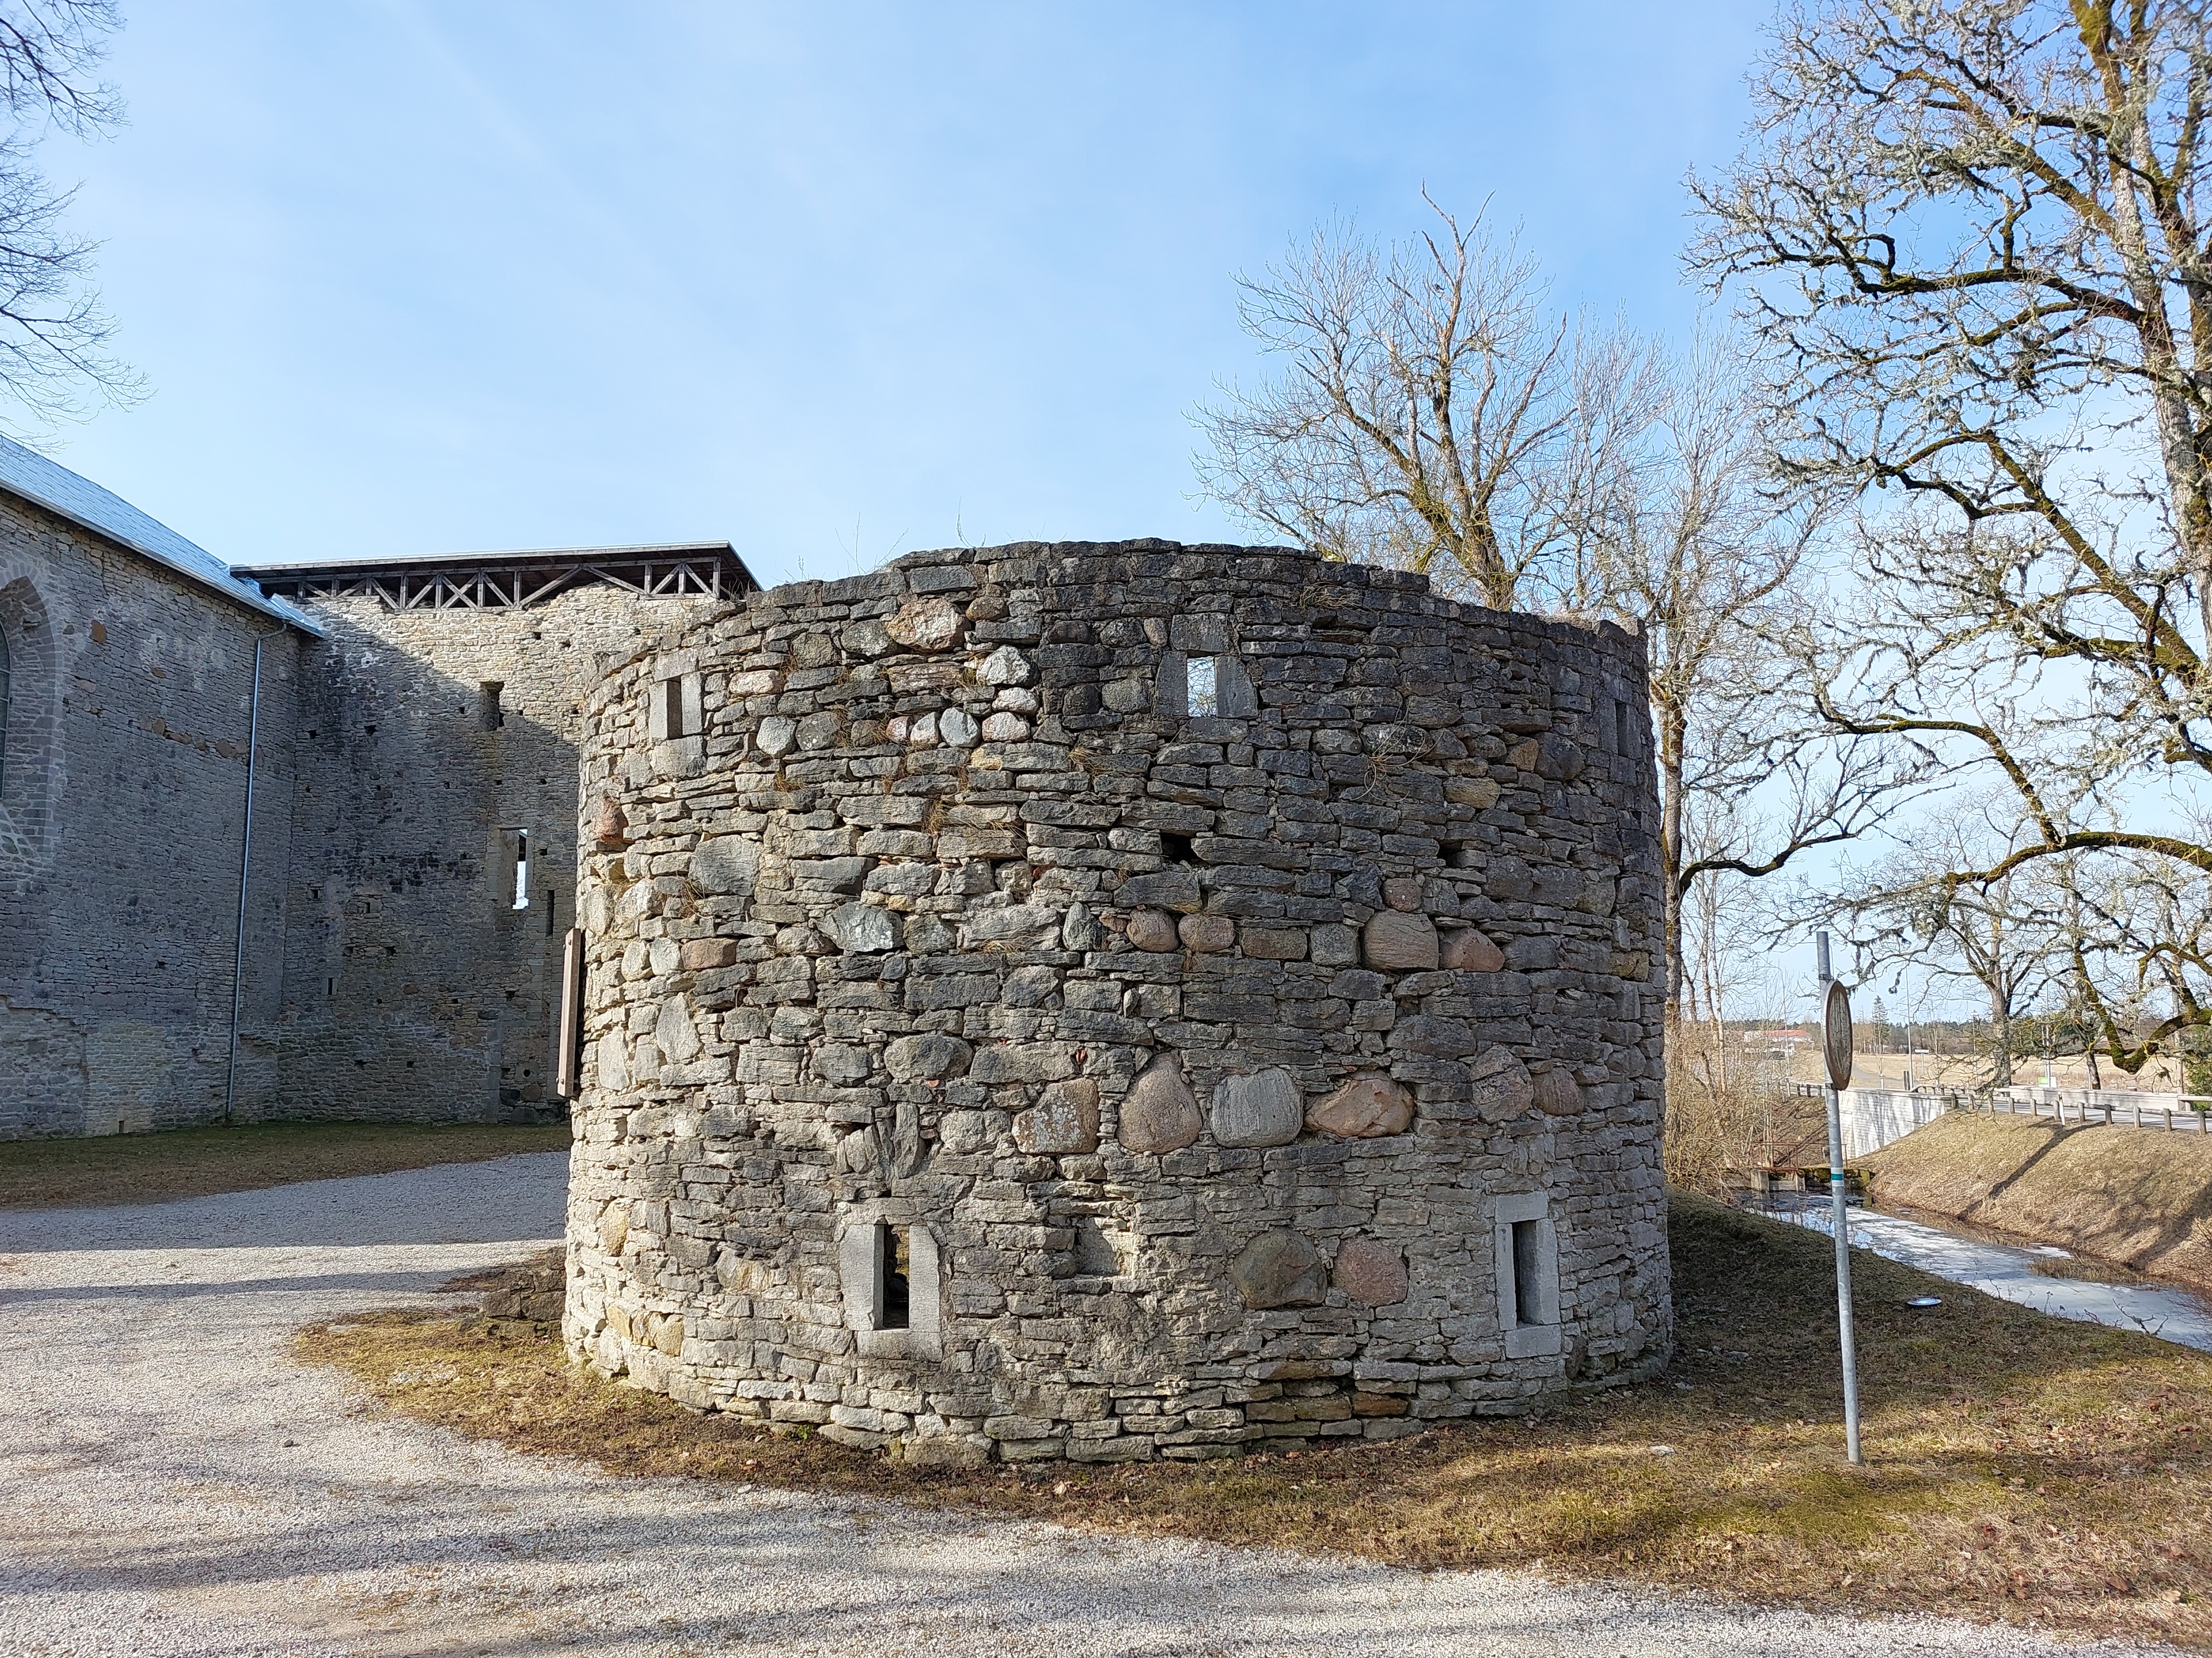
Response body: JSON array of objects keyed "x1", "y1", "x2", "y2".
[
  {"x1": 1658, "y1": 698, "x2": 1687, "y2": 1019},
  {"x1": 1991, "y1": 986, "x2": 2012, "y2": 1088}
]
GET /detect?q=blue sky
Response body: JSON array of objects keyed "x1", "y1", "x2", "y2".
[{"x1": 32, "y1": 0, "x2": 1771, "y2": 584}]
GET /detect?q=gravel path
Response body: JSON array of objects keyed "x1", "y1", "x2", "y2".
[{"x1": 0, "y1": 1155, "x2": 2169, "y2": 1657}]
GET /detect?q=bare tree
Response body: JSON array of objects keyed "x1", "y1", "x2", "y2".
[
  {"x1": 1564, "y1": 330, "x2": 1919, "y2": 1004},
  {"x1": 1689, "y1": 0, "x2": 2212, "y2": 1072},
  {"x1": 0, "y1": 0, "x2": 134, "y2": 426},
  {"x1": 1193, "y1": 197, "x2": 1658, "y2": 611},
  {"x1": 1199, "y1": 205, "x2": 1921, "y2": 1009},
  {"x1": 2056, "y1": 821, "x2": 2212, "y2": 1065},
  {"x1": 1838, "y1": 803, "x2": 2054, "y2": 1086}
]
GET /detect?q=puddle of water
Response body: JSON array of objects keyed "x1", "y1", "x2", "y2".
[{"x1": 1755, "y1": 1195, "x2": 2212, "y2": 1355}]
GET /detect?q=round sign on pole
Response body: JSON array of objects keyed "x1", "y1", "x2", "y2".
[{"x1": 1823, "y1": 979, "x2": 1854, "y2": 1090}]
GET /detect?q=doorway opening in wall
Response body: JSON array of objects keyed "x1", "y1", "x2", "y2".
[
  {"x1": 878, "y1": 1223, "x2": 911, "y2": 1330},
  {"x1": 511, "y1": 831, "x2": 531, "y2": 910},
  {"x1": 1510, "y1": 1219, "x2": 1543, "y2": 1327}
]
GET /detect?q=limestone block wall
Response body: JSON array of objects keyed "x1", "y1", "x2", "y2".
[
  {"x1": 274, "y1": 586, "x2": 722, "y2": 1122},
  {"x1": 565, "y1": 539, "x2": 1670, "y2": 1463},
  {"x1": 0, "y1": 498, "x2": 301, "y2": 1137}
]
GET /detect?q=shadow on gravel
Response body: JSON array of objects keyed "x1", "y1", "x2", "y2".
[
  {"x1": 0, "y1": 1122, "x2": 572, "y2": 1211},
  {"x1": 8, "y1": 1485, "x2": 1614, "y2": 1656},
  {"x1": 0, "y1": 1152, "x2": 568, "y2": 1254},
  {"x1": 298, "y1": 1195, "x2": 2212, "y2": 1655},
  {"x1": 0, "y1": 1267, "x2": 545, "y2": 1306}
]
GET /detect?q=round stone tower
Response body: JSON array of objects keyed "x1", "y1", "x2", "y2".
[{"x1": 564, "y1": 539, "x2": 1670, "y2": 1465}]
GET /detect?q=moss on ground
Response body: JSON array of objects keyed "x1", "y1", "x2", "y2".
[
  {"x1": 301, "y1": 1193, "x2": 2212, "y2": 1649},
  {"x1": 0, "y1": 1119, "x2": 571, "y2": 1208}
]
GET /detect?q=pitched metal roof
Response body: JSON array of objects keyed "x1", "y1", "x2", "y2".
[{"x1": 0, "y1": 434, "x2": 321, "y2": 635}]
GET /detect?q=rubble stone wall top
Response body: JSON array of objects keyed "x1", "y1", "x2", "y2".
[{"x1": 564, "y1": 538, "x2": 1671, "y2": 1464}]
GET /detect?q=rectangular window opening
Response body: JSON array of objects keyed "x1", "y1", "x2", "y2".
[
  {"x1": 1613, "y1": 699, "x2": 1634, "y2": 759},
  {"x1": 511, "y1": 830, "x2": 531, "y2": 910},
  {"x1": 656, "y1": 673, "x2": 701, "y2": 739},
  {"x1": 1186, "y1": 655, "x2": 1218, "y2": 717},
  {"x1": 878, "y1": 1223, "x2": 912, "y2": 1330},
  {"x1": 478, "y1": 681, "x2": 505, "y2": 732},
  {"x1": 1511, "y1": 1219, "x2": 1543, "y2": 1327}
]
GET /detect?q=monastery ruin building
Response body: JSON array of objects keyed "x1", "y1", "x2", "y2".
[{"x1": 0, "y1": 435, "x2": 750, "y2": 1134}]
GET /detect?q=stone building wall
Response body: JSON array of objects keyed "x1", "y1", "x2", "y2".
[
  {"x1": 564, "y1": 538, "x2": 1670, "y2": 1464},
  {"x1": 271, "y1": 586, "x2": 723, "y2": 1121},
  {"x1": 0, "y1": 496, "x2": 302, "y2": 1137}
]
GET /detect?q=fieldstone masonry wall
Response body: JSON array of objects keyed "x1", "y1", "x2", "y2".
[
  {"x1": 0, "y1": 431, "x2": 744, "y2": 1138},
  {"x1": 274, "y1": 587, "x2": 721, "y2": 1122},
  {"x1": 0, "y1": 496, "x2": 301, "y2": 1136},
  {"x1": 565, "y1": 538, "x2": 1670, "y2": 1464}
]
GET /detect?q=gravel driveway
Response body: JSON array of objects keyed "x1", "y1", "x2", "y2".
[{"x1": 0, "y1": 1154, "x2": 2167, "y2": 1657}]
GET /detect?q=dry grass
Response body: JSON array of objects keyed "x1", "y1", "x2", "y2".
[
  {"x1": 0, "y1": 1119, "x2": 571, "y2": 1208},
  {"x1": 1866, "y1": 1113, "x2": 2212, "y2": 1293},
  {"x1": 301, "y1": 1193, "x2": 2212, "y2": 1649},
  {"x1": 1663, "y1": 1025, "x2": 1822, "y2": 1195}
]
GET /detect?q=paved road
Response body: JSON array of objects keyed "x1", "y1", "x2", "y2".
[{"x1": 0, "y1": 1155, "x2": 2166, "y2": 1656}]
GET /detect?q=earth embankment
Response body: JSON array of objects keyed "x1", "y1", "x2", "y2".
[{"x1": 1863, "y1": 1111, "x2": 2212, "y2": 1292}]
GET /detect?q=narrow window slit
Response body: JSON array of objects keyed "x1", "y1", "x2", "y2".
[
  {"x1": 879, "y1": 1223, "x2": 911, "y2": 1330},
  {"x1": 1186, "y1": 655, "x2": 1217, "y2": 717},
  {"x1": 1511, "y1": 1219, "x2": 1543, "y2": 1327},
  {"x1": 654, "y1": 673, "x2": 702, "y2": 739}
]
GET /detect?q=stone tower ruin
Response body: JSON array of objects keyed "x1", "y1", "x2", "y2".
[{"x1": 564, "y1": 537, "x2": 1671, "y2": 1464}]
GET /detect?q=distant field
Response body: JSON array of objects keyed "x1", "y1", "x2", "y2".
[
  {"x1": 1777, "y1": 1049, "x2": 2188, "y2": 1095},
  {"x1": 0, "y1": 1120, "x2": 572, "y2": 1208}
]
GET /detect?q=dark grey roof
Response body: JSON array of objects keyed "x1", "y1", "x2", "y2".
[{"x1": 0, "y1": 434, "x2": 320, "y2": 635}]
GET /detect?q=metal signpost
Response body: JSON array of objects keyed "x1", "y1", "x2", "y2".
[{"x1": 1817, "y1": 930, "x2": 1863, "y2": 1464}]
